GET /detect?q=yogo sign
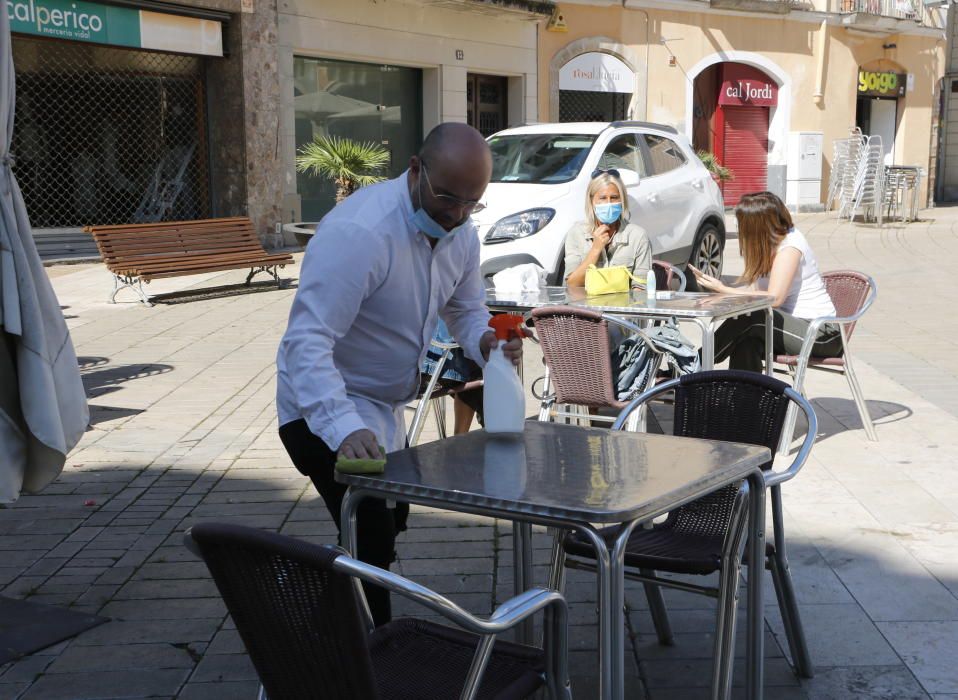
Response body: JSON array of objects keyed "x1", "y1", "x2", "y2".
[
  {"x1": 858, "y1": 70, "x2": 906, "y2": 98},
  {"x1": 6, "y1": 0, "x2": 140, "y2": 45}
]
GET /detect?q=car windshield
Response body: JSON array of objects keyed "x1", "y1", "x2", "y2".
[{"x1": 489, "y1": 133, "x2": 596, "y2": 184}]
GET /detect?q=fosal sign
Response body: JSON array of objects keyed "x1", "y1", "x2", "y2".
[
  {"x1": 718, "y1": 65, "x2": 778, "y2": 107},
  {"x1": 559, "y1": 52, "x2": 634, "y2": 94}
]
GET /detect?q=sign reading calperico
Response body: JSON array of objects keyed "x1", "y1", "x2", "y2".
[
  {"x1": 858, "y1": 70, "x2": 906, "y2": 98},
  {"x1": 6, "y1": 0, "x2": 224, "y2": 56},
  {"x1": 6, "y1": 0, "x2": 140, "y2": 46}
]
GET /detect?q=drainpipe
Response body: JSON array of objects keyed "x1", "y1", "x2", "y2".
[
  {"x1": 813, "y1": 19, "x2": 828, "y2": 106},
  {"x1": 624, "y1": 1, "x2": 651, "y2": 120}
]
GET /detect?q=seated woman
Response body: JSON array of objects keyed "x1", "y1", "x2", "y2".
[
  {"x1": 690, "y1": 191, "x2": 842, "y2": 373},
  {"x1": 420, "y1": 319, "x2": 483, "y2": 435},
  {"x1": 563, "y1": 169, "x2": 652, "y2": 288}
]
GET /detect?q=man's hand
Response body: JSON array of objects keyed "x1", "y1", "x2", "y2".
[
  {"x1": 338, "y1": 428, "x2": 382, "y2": 461},
  {"x1": 479, "y1": 329, "x2": 526, "y2": 366}
]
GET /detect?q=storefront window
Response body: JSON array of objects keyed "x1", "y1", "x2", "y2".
[
  {"x1": 293, "y1": 57, "x2": 422, "y2": 220},
  {"x1": 11, "y1": 36, "x2": 209, "y2": 228}
]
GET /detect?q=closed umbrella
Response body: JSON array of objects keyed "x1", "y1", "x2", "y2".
[{"x1": 0, "y1": 9, "x2": 88, "y2": 503}]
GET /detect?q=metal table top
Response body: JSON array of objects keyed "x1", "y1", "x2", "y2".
[
  {"x1": 336, "y1": 421, "x2": 769, "y2": 524},
  {"x1": 486, "y1": 286, "x2": 771, "y2": 319}
]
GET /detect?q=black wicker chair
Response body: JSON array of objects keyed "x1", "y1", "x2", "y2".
[
  {"x1": 550, "y1": 370, "x2": 818, "y2": 696},
  {"x1": 186, "y1": 523, "x2": 571, "y2": 700}
]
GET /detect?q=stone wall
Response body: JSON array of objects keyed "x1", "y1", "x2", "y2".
[{"x1": 239, "y1": 0, "x2": 284, "y2": 248}]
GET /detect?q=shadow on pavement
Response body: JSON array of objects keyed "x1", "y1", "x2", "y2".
[{"x1": 150, "y1": 279, "x2": 298, "y2": 306}]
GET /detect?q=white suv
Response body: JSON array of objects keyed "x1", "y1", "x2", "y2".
[{"x1": 475, "y1": 121, "x2": 726, "y2": 284}]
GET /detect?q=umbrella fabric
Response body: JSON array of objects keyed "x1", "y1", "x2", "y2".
[{"x1": 0, "y1": 9, "x2": 89, "y2": 503}]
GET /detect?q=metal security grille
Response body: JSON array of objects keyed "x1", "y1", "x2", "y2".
[
  {"x1": 10, "y1": 36, "x2": 209, "y2": 229},
  {"x1": 558, "y1": 90, "x2": 631, "y2": 123}
]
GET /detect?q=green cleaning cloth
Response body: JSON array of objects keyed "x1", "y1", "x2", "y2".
[{"x1": 335, "y1": 446, "x2": 387, "y2": 474}]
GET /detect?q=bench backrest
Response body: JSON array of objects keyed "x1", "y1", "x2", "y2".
[{"x1": 85, "y1": 218, "x2": 266, "y2": 269}]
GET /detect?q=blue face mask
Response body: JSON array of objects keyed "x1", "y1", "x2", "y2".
[
  {"x1": 594, "y1": 202, "x2": 623, "y2": 225},
  {"x1": 413, "y1": 172, "x2": 469, "y2": 240}
]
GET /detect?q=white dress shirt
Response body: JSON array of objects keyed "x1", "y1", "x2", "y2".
[{"x1": 276, "y1": 173, "x2": 491, "y2": 452}]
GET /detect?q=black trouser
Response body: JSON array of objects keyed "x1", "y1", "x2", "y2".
[
  {"x1": 713, "y1": 309, "x2": 844, "y2": 374},
  {"x1": 279, "y1": 418, "x2": 409, "y2": 627}
]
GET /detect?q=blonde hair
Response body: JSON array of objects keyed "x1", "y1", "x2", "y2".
[
  {"x1": 734, "y1": 192, "x2": 792, "y2": 284},
  {"x1": 584, "y1": 172, "x2": 630, "y2": 230}
]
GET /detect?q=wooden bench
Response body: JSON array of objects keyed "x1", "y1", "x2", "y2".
[{"x1": 84, "y1": 217, "x2": 295, "y2": 306}]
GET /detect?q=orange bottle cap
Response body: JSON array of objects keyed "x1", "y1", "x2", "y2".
[{"x1": 488, "y1": 314, "x2": 524, "y2": 341}]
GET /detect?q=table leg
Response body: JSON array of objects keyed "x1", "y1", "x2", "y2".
[
  {"x1": 611, "y1": 521, "x2": 644, "y2": 699},
  {"x1": 746, "y1": 471, "x2": 767, "y2": 700},
  {"x1": 513, "y1": 521, "x2": 535, "y2": 644},
  {"x1": 573, "y1": 526, "x2": 613, "y2": 699},
  {"x1": 339, "y1": 487, "x2": 376, "y2": 630},
  {"x1": 698, "y1": 318, "x2": 715, "y2": 371},
  {"x1": 765, "y1": 306, "x2": 774, "y2": 377}
]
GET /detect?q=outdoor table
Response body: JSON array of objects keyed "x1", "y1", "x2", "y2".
[
  {"x1": 486, "y1": 286, "x2": 775, "y2": 374},
  {"x1": 337, "y1": 421, "x2": 770, "y2": 700}
]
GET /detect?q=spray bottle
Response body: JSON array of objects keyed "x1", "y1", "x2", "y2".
[{"x1": 483, "y1": 315, "x2": 526, "y2": 434}]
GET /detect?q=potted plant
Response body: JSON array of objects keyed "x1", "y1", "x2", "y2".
[
  {"x1": 697, "y1": 151, "x2": 734, "y2": 184},
  {"x1": 296, "y1": 135, "x2": 391, "y2": 203}
]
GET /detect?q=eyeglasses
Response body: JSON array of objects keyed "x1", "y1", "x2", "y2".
[
  {"x1": 591, "y1": 168, "x2": 621, "y2": 180},
  {"x1": 421, "y1": 162, "x2": 486, "y2": 213}
]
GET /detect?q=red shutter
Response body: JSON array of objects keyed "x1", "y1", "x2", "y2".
[{"x1": 720, "y1": 105, "x2": 769, "y2": 207}]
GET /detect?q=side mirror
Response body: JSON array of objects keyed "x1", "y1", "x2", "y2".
[{"x1": 618, "y1": 168, "x2": 640, "y2": 187}]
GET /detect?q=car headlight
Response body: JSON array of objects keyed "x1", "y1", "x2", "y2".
[{"x1": 484, "y1": 208, "x2": 555, "y2": 243}]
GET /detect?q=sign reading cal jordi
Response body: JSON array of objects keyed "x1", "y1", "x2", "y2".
[
  {"x1": 858, "y1": 70, "x2": 906, "y2": 98},
  {"x1": 5, "y1": 0, "x2": 223, "y2": 56}
]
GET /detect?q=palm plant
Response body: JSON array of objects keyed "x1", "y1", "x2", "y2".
[
  {"x1": 697, "y1": 150, "x2": 734, "y2": 183},
  {"x1": 296, "y1": 136, "x2": 391, "y2": 203}
]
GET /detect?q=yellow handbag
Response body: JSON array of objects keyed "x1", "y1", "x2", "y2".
[{"x1": 584, "y1": 264, "x2": 643, "y2": 296}]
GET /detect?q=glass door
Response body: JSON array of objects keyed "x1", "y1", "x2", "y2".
[{"x1": 294, "y1": 57, "x2": 422, "y2": 220}]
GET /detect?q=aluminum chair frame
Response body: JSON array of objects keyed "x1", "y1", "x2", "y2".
[
  {"x1": 548, "y1": 376, "x2": 819, "y2": 692},
  {"x1": 185, "y1": 528, "x2": 572, "y2": 700},
  {"x1": 407, "y1": 339, "x2": 460, "y2": 446},
  {"x1": 778, "y1": 271, "x2": 878, "y2": 454}
]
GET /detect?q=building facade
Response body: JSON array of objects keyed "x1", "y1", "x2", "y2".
[
  {"x1": 8, "y1": 0, "x2": 946, "y2": 258},
  {"x1": 540, "y1": 0, "x2": 946, "y2": 208},
  {"x1": 8, "y1": 0, "x2": 550, "y2": 255}
]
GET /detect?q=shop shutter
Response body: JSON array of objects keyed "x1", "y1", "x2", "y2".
[{"x1": 721, "y1": 106, "x2": 769, "y2": 207}]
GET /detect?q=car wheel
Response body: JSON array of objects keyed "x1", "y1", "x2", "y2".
[{"x1": 690, "y1": 224, "x2": 724, "y2": 278}]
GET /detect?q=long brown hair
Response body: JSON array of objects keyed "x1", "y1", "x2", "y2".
[{"x1": 735, "y1": 192, "x2": 793, "y2": 284}]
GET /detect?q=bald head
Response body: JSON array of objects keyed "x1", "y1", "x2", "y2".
[
  {"x1": 420, "y1": 122, "x2": 490, "y2": 168},
  {"x1": 409, "y1": 122, "x2": 492, "y2": 230}
]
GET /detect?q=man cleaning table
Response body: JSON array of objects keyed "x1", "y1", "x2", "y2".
[{"x1": 276, "y1": 123, "x2": 524, "y2": 626}]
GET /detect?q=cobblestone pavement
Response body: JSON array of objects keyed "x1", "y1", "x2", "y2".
[{"x1": 1, "y1": 210, "x2": 957, "y2": 699}]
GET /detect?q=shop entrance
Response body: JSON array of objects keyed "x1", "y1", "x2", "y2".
[
  {"x1": 467, "y1": 74, "x2": 508, "y2": 137},
  {"x1": 293, "y1": 57, "x2": 423, "y2": 220},
  {"x1": 557, "y1": 52, "x2": 634, "y2": 122},
  {"x1": 856, "y1": 97, "x2": 898, "y2": 165},
  {"x1": 855, "y1": 64, "x2": 906, "y2": 166},
  {"x1": 694, "y1": 62, "x2": 778, "y2": 207}
]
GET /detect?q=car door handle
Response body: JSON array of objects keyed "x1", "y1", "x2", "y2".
[
  {"x1": 692, "y1": 180, "x2": 705, "y2": 190},
  {"x1": 646, "y1": 193, "x2": 659, "y2": 203}
]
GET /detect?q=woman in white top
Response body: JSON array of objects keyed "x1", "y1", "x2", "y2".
[{"x1": 690, "y1": 191, "x2": 842, "y2": 373}]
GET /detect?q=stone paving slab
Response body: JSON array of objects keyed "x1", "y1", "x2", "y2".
[{"x1": 0, "y1": 211, "x2": 957, "y2": 697}]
